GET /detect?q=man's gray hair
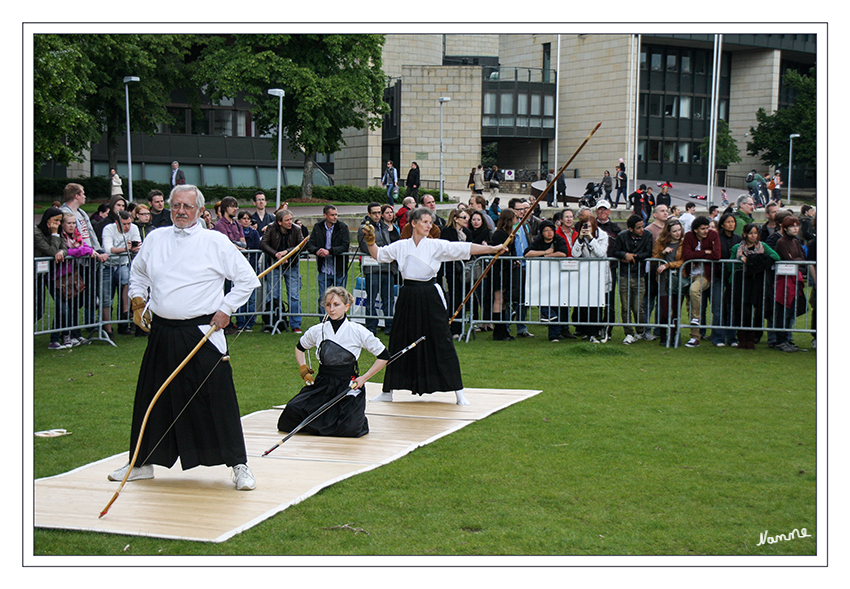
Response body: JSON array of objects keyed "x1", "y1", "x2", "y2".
[
  {"x1": 169, "y1": 184, "x2": 205, "y2": 210},
  {"x1": 735, "y1": 194, "x2": 752, "y2": 209}
]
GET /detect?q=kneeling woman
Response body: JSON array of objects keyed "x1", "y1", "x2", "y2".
[
  {"x1": 362, "y1": 207, "x2": 506, "y2": 405},
  {"x1": 277, "y1": 287, "x2": 390, "y2": 437}
]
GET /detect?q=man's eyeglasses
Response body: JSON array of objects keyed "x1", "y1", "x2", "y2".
[{"x1": 172, "y1": 203, "x2": 197, "y2": 211}]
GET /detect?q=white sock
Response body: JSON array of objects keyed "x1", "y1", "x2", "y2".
[
  {"x1": 371, "y1": 390, "x2": 394, "y2": 402},
  {"x1": 455, "y1": 390, "x2": 470, "y2": 405}
]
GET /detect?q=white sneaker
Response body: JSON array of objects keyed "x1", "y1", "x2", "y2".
[
  {"x1": 232, "y1": 464, "x2": 256, "y2": 490},
  {"x1": 684, "y1": 338, "x2": 700, "y2": 348},
  {"x1": 370, "y1": 391, "x2": 394, "y2": 402},
  {"x1": 642, "y1": 332, "x2": 657, "y2": 341},
  {"x1": 690, "y1": 318, "x2": 700, "y2": 326},
  {"x1": 108, "y1": 462, "x2": 154, "y2": 482},
  {"x1": 623, "y1": 334, "x2": 637, "y2": 345}
]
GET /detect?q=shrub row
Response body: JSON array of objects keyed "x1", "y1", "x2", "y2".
[{"x1": 35, "y1": 177, "x2": 444, "y2": 206}]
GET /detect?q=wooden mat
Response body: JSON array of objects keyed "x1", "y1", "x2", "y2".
[{"x1": 34, "y1": 384, "x2": 540, "y2": 543}]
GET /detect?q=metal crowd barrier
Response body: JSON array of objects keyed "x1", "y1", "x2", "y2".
[{"x1": 35, "y1": 250, "x2": 815, "y2": 350}]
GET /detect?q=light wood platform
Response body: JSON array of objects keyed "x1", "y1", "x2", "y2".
[{"x1": 34, "y1": 384, "x2": 540, "y2": 542}]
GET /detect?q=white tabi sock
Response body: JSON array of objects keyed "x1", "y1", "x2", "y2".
[{"x1": 455, "y1": 389, "x2": 470, "y2": 405}]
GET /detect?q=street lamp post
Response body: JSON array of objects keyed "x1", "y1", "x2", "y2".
[
  {"x1": 438, "y1": 97, "x2": 451, "y2": 203},
  {"x1": 268, "y1": 89, "x2": 286, "y2": 209},
  {"x1": 123, "y1": 76, "x2": 140, "y2": 202},
  {"x1": 788, "y1": 133, "x2": 800, "y2": 206}
]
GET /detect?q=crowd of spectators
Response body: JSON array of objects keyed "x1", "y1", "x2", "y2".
[{"x1": 35, "y1": 179, "x2": 816, "y2": 352}]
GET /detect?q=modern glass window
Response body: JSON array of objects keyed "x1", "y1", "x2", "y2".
[
  {"x1": 649, "y1": 94, "x2": 662, "y2": 117},
  {"x1": 691, "y1": 143, "x2": 703, "y2": 164},
  {"x1": 666, "y1": 54, "x2": 677, "y2": 72},
  {"x1": 663, "y1": 141, "x2": 677, "y2": 162},
  {"x1": 664, "y1": 96, "x2": 677, "y2": 117},
  {"x1": 649, "y1": 140, "x2": 662, "y2": 162},
  {"x1": 483, "y1": 92, "x2": 498, "y2": 126},
  {"x1": 637, "y1": 140, "x2": 646, "y2": 162},
  {"x1": 257, "y1": 167, "x2": 280, "y2": 190},
  {"x1": 695, "y1": 52, "x2": 707, "y2": 74},
  {"x1": 651, "y1": 52, "x2": 663, "y2": 71},
  {"x1": 191, "y1": 110, "x2": 209, "y2": 135},
  {"x1": 679, "y1": 95, "x2": 692, "y2": 119},
  {"x1": 681, "y1": 51, "x2": 692, "y2": 74},
  {"x1": 543, "y1": 95, "x2": 555, "y2": 128},
  {"x1": 202, "y1": 165, "x2": 229, "y2": 186},
  {"x1": 678, "y1": 142, "x2": 690, "y2": 164},
  {"x1": 694, "y1": 97, "x2": 706, "y2": 119},
  {"x1": 499, "y1": 94, "x2": 514, "y2": 127},
  {"x1": 234, "y1": 166, "x2": 260, "y2": 187},
  {"x1": 211, "y1": 110, "x2": 232, "y2": 136},
  {"x1": 640, "y1": 49, "x2": 647, "y2": 69}
]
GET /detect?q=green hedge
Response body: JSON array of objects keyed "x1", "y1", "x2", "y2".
[{"x1": 35, "y1": 177, "x2": 445, "y2": 206}]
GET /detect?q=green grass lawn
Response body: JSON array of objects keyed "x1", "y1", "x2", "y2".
[{"x1": 31, "y1": 317, "x2": 817, "y2": 557}]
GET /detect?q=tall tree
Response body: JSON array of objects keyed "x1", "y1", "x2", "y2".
[
  {"x1": 747, "y1": 66, "x2": 816, "y2": 170},
  {"x1": 700, "y1": 119, "x2": 742, "y2": 169},
  {"x1": 195, "y1": 34, "x2": 389, "y2": 199},
  {"x1": 76, "y1": 35, "x2": 195, "y2": 171},
  {"x1": 33, "y1": 34, "x2": 194, "y2": 172},
  {"x1": 33, "y1": 35, "x2": 98, "y2": 170}
]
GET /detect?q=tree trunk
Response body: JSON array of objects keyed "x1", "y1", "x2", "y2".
[{"x1": 301, "y1": 151, "x2": 316, "y2": 200}]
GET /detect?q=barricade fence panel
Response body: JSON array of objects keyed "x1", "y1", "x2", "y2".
[{"x1": 35, "y1": 251, "x2": 815, "y2": 348}]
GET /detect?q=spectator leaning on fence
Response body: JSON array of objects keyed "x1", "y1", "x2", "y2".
[
  {"x1": 652, "y1": 219, "x2": 685, "y2": 347},
  {"x1": 729, "y1": 223, "x2": 779, "y2": 350},
  {"x1": 772, "y1": 215, "x2": 806, "y2": 353},
  {"x1": 711, "y1": 213, "x2": 743, "y2": 347},
  {"x1": 681, "y1": 216, "x2": 721, "y2": 348},
  {"x1": 612, "y1": 214, "x2": 655, "y2": 344},
  {"x1": 259, "y1": 208, "x2": 305, "y2": 334},
  {"x1": 523, "y1": 219, "x2": 569, "y2": 342},
  {"x1": 571, "y1": 209, "x2": 611, "y2": 343},
  {"x1": 101, "y1": 210, "x2": 142, "y2": 336},
  {"x1": 35, "y1": 208, "x2": 68, "y2": 349}
]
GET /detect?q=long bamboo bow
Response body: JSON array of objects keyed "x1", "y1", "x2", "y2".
[
  {"x1": 99, "y1": 236, "x2": 310, "y2": 518},
  {"x1": 449, "y1": 122, "x2": 602, "y2": 325}
]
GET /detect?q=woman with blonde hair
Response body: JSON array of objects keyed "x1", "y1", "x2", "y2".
[{"x1": 277, "y1": 287, "x2": 390, "y2": 437}]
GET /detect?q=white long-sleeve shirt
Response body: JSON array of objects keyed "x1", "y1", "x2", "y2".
[
  {"x1": 375, "y1": 237, "x2": 471, "y2": 281},
  {"x1": 101, "y1": 222, "x2": 141, "y2": 266},
  {"x1": 129, "y1": 220, "x2": 260, "y2": 352}
]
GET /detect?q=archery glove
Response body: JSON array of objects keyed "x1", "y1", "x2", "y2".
[
  {"x1": 361, "y1": 222, "x2": 376, "y2": 246},
  {"x1": 131, "y1": 296, "x2": 152, "y2": 332},
  {"x1": 299, "y1": 364, "x2": 315, "y2": 385}
]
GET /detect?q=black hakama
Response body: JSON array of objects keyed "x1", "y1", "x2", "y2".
[
  {"x1": 277, "y1": 340, "x2": 368, "y2": 437},
  {"x1": 382, "y1": 278, "x2": 464, "y2": 395},
  {"x1": 129, "y1": 314, "x2": 248, "y2": 470}
]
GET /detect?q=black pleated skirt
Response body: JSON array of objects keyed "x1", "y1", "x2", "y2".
[
  {"x1": 129, "y1": 314, "x2": 247, "y2": 470},
  {"x1": 277, "y1": 363, "x2": 368, "y2": 437},
  {"x1": 382, "y1": 278, "x2": 463, "y2": 394}
]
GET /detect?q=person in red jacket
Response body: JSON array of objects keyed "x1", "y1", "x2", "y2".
[{"x1": 681, "y1": 216, "x2": 721, "y2": 347}]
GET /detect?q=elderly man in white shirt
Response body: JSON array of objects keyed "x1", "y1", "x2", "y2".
[{"x1": 108, "y1": 185, "x2": 260, "y2": 492}]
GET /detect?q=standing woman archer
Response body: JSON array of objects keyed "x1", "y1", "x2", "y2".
[{"x1": 362, "y1": 207, "x2": 506, "y2": 405}]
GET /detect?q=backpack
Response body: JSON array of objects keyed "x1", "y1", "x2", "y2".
[{"x1": 746, "y1": 171, "x2": 755, "y2": 183}]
